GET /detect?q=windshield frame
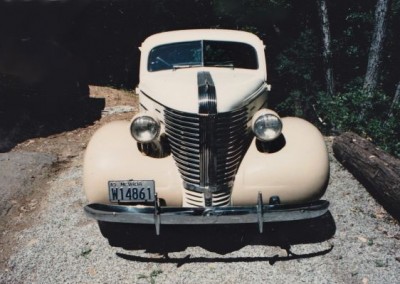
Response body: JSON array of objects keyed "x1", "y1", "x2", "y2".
[{"x1": 147, "y1": 40, "x2": 259, "y2": 72}]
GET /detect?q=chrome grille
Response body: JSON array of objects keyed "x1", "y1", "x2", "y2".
[
  {"x1": 164, "y1": 109, "x2": 200, "y2": 185},
  {"x1": 184, "y1": 189, "x2": 231, "y2": 207},
  {"x1": 164, "y1": 107, "x2": 251, "y2": 206},
  {"x1": 215, "y1": 109, "x2": 251, "y2": 186}
]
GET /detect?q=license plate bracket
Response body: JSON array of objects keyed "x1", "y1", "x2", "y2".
[{"x1": 108, "y1": 180, "x2": 155, "y2": 203}]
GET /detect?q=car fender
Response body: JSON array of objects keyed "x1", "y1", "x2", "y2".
[
  {"x1": 232, "y1": 117, "x2": 329, "y2": 205},
  {"x1": 83, "y1": 121, "x2": 182, "y2": 205}
]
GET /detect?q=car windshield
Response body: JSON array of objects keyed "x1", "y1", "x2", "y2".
[{"x1": 148, "y1": 40, "x2": 258, "y2": 72}]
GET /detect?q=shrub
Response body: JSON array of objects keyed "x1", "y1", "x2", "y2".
[{"x1": 316, "y1": 89, "x2": 400, "y2": 157}]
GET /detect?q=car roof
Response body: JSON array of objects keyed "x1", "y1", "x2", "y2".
[{"x1": 140, "y1": 29, "x2": 264, "y2": 50}]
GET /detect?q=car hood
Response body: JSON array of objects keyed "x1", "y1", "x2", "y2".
[{"x1": 139, "y1": 68, "x2": 266, "y2": 113}]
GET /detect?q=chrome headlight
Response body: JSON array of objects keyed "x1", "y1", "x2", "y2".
[
  {"x1": 130, "y1": 114, "x2": 160, "y2": 143},
  {"x1": 252, "y1": 109, "x2": 282, "y2": 142}
]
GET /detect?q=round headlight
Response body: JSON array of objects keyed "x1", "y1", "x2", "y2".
[
  {"x1": 252, "y1": 113, "x2": 282, "y2": 142},
  {"x1": 130, "y1": 115, "x2": 160, "y2": 143}
]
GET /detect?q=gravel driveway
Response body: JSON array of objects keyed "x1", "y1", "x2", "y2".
[
  {"x1": 0, "y1": 87, "x2": 399, "y2": 284},
  {"x1": 1, "y1": 139, "x2": 399, "y2": 284}
]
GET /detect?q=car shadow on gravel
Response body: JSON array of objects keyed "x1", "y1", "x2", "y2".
[{"x1": 99, "y1": 211, "x2": 336, "y2": 266}]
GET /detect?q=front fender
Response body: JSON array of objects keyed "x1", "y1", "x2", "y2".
[
  {"x1": 83, "y1": 121, "x2": 182, "y2": 205},
  {"x1": 232, "y1": 117, "x2": 329, "y2": 205}
]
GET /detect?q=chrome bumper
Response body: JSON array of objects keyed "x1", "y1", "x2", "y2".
[{"x1": 84, "y1": 193, "x2": 329, "y2": 235}]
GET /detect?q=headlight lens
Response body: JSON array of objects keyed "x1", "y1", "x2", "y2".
[
  {"x1": 252, "y1": 113, "x2": 282, "y2": 142},
  {"x1": 130, "y1": 115, "x2": 160, "y2": 143}
]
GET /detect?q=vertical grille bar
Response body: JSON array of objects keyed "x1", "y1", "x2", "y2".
[
  {"x1": 198, "y1": 72, "x2": 217, "y2": 205},
  {"x1": 198, "y1": 71, "x2": 217, "y2": 115}
]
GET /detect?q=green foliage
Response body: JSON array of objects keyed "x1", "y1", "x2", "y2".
[
  {"x1": 329, "y1": 2, "x2": 375, "y2": 90},
  {"x1": 269, "y1": 0, "x2": 399, "y2": 157},
  {"x1": 317, "y1": 89, "x2": 400, "y2": 157},
  {"x1": 274, "y1": 29, "x2": 322, "y2": 117},
  {"x1": 79, "y1": 248, "x2": 92, "y2": 258},
  {"x1": 138, "y1": 269, "x2": 163, "y2": 284}
]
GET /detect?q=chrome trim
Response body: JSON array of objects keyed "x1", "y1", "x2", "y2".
[
  {"x1": 198, "y1": 71, "x2": 217, "y2": 115},
  {"x1": 164, "y1": 107, "x2": 251, "y2": 196},
  {"x1": 183, "y1": 189, "x2": 231, "y2": 207},
  {"x1": 164, "y1": 108, "x2": 201, "y2": 186},
  {"x1": 154, "y1": 193, "x2": 161, "y2": 235},
  {"x1": 84, "y1": 199, "x2": 330, "y2": 235},
  {"x1": 183, "y1": 182, "x2": 233, "y2": 194},
  {"x1": 239, "y1": 82, "x2": 268, "y2": 109},
  {"x1": 198, "y1": 71, "x2": 217, "y2": 206},
  {"x1": 164, "y1": 93, "x2": 251, "y2": 207},
  {"x1": 257, "y1": 192, "x2": 264, "y2": 233},
  {"x1": 163, "y1": 72, "x2": 263, "y2": 207}
]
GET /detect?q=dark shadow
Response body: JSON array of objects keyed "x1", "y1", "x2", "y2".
[
  {"x1": 99, "y1": 211, "x2": 335, "y2": 265},
  {"x1": 0, "y1": 90, "x2": 104, "y2": 152},
  {"x1": 0, "y1": 0, "x2": 107, "y2": 153},
  {"x1": 117, "y1": 245, "x2": 333, "y2": 267},
  {"x1": 256, "y1": 134, "x2": 286, "y2": 153}
]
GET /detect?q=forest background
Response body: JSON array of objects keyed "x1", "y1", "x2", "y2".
[{"x1": 0, "y1": 0, "x2": 399, "y2": 156}]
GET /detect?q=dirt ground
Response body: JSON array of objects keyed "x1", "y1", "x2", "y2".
[{"x1": 0, "y1": 86, "x2": 399, "y2": 283}]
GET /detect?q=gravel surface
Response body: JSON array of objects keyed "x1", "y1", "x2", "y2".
[
  {"x1": 0, "y1": 151, "x2": 56, "y2": 217},
  {"x1": 1, "y1": 139, "x2": 399, "y2": 284}
]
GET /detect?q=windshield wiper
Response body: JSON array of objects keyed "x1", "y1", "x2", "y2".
[
  {"x1": 172, "y1": 64, "x2": 203, "y2": 70},
  {"x1": 205, "y1": 61, "x2": 235, "y2": 69},
  {"x1": 213, "y1": 63, "x2": 234, "y2": 68}
]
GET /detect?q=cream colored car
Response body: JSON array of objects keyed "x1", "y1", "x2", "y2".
[{"x1": 83, "y1": 29, "x2": 330, "y2": 235}]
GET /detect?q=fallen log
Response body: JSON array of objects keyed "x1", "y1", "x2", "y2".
[{"x1": 333, "y1": 132, "x2": 400, "y2": 220}]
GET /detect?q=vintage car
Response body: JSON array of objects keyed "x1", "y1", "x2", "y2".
[{"x1": 83, "y1": 29, "x2": 330, "y2": 235}]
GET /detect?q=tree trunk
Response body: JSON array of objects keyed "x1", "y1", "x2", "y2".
[
  {"x1": 333, "y1": 132, "x2": 400, "y2": 220},
  {"x1": 317, "y1": 0, "x2": 335, "y2": 97},
  {"x1": 389, "y1": 81, "x2": 400, "y2": 117},
  {"x1": 363, "y1": 0, "x2": 392, "y2": 95}
]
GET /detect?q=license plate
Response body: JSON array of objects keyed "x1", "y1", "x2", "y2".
[{"x1": 108, "y1": 180, "x2": 155, "y2": 203}]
